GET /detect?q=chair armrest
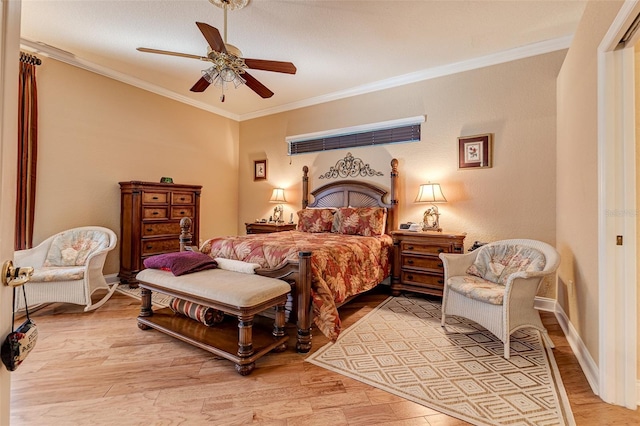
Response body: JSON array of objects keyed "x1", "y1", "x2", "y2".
[
  {"x1": 13, "y1": 244, "x2": 49, "y2": 267},
  {"x1": 439, "y1": 251, "x2": 478, "y2": 277}
]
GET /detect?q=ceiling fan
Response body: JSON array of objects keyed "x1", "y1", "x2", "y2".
[{"x1": 136, "y1": 0, "x2": 296, "y2": 102}]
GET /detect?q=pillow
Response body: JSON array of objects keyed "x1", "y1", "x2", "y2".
[
  {"x1": 44, "y1": 230, "x2": 110, "y2": 267},
  {"x1": 214, "y1": 257, "x2": 260, "y2": 274},
  {"x1": 296, "y1": 208, "x2": 335, "y2": 233},
  {"x1": 467, "y1": 244, "x2": 546, "y2": 285},
  {"x1": 143, "y1": 251, "x2": 218, "y2": 276},
  {"x1": 331, "y1": 207, "x2": 387, "y2": 236}
]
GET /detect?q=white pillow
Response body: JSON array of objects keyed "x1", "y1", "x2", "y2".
[{"x1": 214, "y1": 258, "x2": 261, "y2": 274}]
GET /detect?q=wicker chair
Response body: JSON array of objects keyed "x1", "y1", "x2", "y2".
[
  {"x1": 439, "y1": 239, "x2": 560, "y2": 359},
  {"x1": 14, "y1": 226, "x2": 118, "y2": 312}
]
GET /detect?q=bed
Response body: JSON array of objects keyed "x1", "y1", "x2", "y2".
[{"x1": 181, "y1": 159, "x2": 399, "y2": 352}]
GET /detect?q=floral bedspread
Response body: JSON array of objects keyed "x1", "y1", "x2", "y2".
[{"x1": 200, "y1": 230, "x2": 393, "y2": 341}]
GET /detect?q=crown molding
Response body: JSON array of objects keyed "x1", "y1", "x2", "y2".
[
  {"x1": 21, "y1": 35, "x2": 572, "y2": 123},
  {"x1": 19, "y1": 38, "x2": 240, "y2": 121},
  {"x1": 240, "y1": 35, "x2": 572, "y2": 121}
]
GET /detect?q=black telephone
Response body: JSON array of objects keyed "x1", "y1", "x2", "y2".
[
  {"x1": 468, "y1": 241, "x2": 487, "y2": 251},
  {"x1": 399, "y1": 222, "x2": 413, "y2": 230}
]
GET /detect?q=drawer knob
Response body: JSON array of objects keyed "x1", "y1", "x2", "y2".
[
  {"x1": 152, "y1": 212, "x2": 159, "y2": 215},
  {"x1": 407, "y1": 245, "x2": 414, "y2": 250},
  {"x1": 438, "y1": 279, "x2": 444, "y2": 284},
  {"x1": 437, "y1": 248, "x2": 444, "y2": 253},
  {"x1": 180, "y1": 197, "x2": 185, "y2": 201},
  {"x1": 407, "y1": 259, "x2": 414, "y2": 265},
  {"x1": 152, "y1": 196, "x2": 159, "y2": 200},
  {"x1": 180, "y1": 211, "x2": 185, "y2": 215},
  {"x1": 146, "y1": 245, "x2": 152, "y2": 249},
  {"x1": 146, "y1": 228, "x2": 153, "y2": 232},
  {"x1": 438, "y1": 263, "x2": 443, "y2": 268},
  {"x1": 407, "y1": 274, "x2": 413, "y2": 280}
]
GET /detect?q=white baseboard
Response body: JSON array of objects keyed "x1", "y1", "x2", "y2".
[
  {"x1": 535, "y1": 296, "x2": 600, "y2": 395},
  {"x1": 105, "y1": 273, "x2": 119, "y2": 284}
]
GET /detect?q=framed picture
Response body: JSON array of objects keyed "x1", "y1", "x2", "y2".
[
  {"x1": 254, "y1": 159, "x2": 267, "y2": 181},
  {"x1": 458, "y1": 133, "x2": 493, "y2": 169}
]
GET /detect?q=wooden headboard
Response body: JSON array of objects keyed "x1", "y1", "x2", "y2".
[{"x1": 301, "y1": 159, "x2": 399, "y2": 234}]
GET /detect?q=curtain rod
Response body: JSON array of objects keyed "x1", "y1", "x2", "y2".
[{"x1": 20, "y1": 51, "x2": 41, "y2": 66}]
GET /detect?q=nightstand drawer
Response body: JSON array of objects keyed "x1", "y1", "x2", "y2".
[
  {"x1": 400, "y1": 241, "x2": 448, "y2": 255},
  {"x1": 142, "y1": 222, "x2": 181, "y2": 237},
  {"x1": 172, "y1": 192, "x2": 195, "y2": 205},
  {"x1": 142, "y1": 191, "x2": 168, "y2": 204},
  {"x1": 401, "y1": 271, "x2": 444, "y2": 287},
  {"x1": 171, "y1": 206, "x2": 194, "y2": 219},
  {"x1": 143, "y1": 207, "x2": 169, "y2": 219},
  {"x1": 402, "y1": 256, "x2": 443, "y2": 270},
  {"x1": 141, "y1": 238, "x2": 180, "y2": 255}
]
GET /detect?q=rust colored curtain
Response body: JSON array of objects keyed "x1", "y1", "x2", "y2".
[{"x1": 15, "y1": 52, "x2": 40, "y2": 250}]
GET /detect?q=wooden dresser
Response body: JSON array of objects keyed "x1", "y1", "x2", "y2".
[
  {"x1": 391, "y1": 230, "x2": 466, "y2": 297},
  {"x1": 245, "y1": 222, "x2": 296, "y2": 234},
  {"x1": 119, "y1": 181, "x2": 202, "y2": 286}
]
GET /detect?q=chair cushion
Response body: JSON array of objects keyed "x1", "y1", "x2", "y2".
[
  {"x1": 447, "y1": 275, "x2": 505, "y2": 305},
  {"x1": 44, "y1": 229, "x2": 110, "y2": 267},
  {"x1": 466, "y1": 244, "x2": 546, "y2": 285},
  {"x1": 30, "y1": 266, "x2": 85, "y2": 282}
]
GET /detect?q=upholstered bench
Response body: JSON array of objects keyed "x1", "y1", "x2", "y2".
[{"x1": 135, "y1": 268, "x2": 291, "y2": 375}]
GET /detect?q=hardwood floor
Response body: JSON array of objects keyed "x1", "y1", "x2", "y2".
[{"x1": 9, "y1": 286, "x2": 640, "y2": 425}]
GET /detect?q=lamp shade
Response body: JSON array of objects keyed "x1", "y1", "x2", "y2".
[
  {"x1": 269, "y1": 188, "x2": 287, "y2": 203},
  {"x1": 415, "y1": 183, "x2": 447, "y2": 203}
]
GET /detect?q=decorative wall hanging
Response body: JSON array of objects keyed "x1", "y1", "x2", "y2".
[
  {"x1": 319, "y1": 152, "x2": 383, "y2": 179},
  {"x1": 254, "y1": 159, "x2": 267, "y2": 181},
  {"x1": 458, "y1": 133, "x2": 493, "y2": 169}
]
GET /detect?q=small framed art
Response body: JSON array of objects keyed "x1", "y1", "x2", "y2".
[
  {"x1": 254, "y1": 159, "x2": 267, "y2": 181},
  {"x1": 458, "y1": 133, "x2": 493, "y2": 169}
]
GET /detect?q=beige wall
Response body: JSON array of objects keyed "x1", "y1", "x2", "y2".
[
  {"x1": 239, "y1": 51, "x2": 564, "y2": 297},
  {"x1": 556, "y1": 0, "x2": 624, "y2": 365},
  {"x1": 636, "y1": 42, "x2": 640, "y2": 376},
  {"x1": 33, "y1": 58, "x2": 240, "y2": 275}
]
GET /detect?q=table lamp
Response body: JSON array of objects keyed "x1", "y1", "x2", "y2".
[
  {"x1": 415, "y1": 183, "x2": 446, "y2": 232},
  {"x1": 269, "y1": 188, "x2": 287, "y2": 223}
]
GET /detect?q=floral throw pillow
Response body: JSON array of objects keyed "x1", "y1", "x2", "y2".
[
  {"x1": 44, "y1": 230, "x2": 110, "y2": 267},
  {"x1": 297, "y1": 208, "x2": 335, "y2": 233},
  {"x1": 467, "y1": 244, "x2": 546, "y2": 285},
  {"x1": 331, "y1": 207, "x2": 387, "y2": 236}
]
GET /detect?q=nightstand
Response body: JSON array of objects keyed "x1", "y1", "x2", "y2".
[
  {"x1": 391, "y1": 230, "x2": 466, "y2": 297},
  {"x1": 245, "y1": 222, "x2": 297, "y2": 234}
]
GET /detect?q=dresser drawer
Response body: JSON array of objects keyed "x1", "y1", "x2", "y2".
[
  {"x1": 142, "y1": 222, "x2": 181, "y2": 237},
  {"x1": 401, "y1": 271, "x2": 444, "y2": 288},
  {"x1": 402, "y1": 255, "x2": 443, "y2": 270},
  {"x1": 171, "y1": 206, "x2": 194, "y2": 220},
  {"x1": 400, "y1": 241, "x2": 448, "y2": 256},
  {"x1": 141, "y1": 238, "x2": 180, "y2": 256},
  {"x1": 143, "y1": 207, "x2": 169, "y2": 219},
  {"x1": 172, "y1": 192, "x2": 195, "y2": 205},
  {"x1": 142, "y1": 191, "x2": 168, "y2": 204}
]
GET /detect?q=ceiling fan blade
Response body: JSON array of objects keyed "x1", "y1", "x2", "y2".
[
  {"x1": 244, "y1": 58, "x2": 297, "y2": 74},
  {"x1": 137, "y1": 47, "x2": 205, "y2": 61},
  {"x1": 195, "y1": 22, "x2": 227, "y2": 54},
  {"x1": 243, "y1": 72, "x2": 274, "y2": 98},
  {"x1": 190, "y1": 76, "x2": 211, "y2": 92}
]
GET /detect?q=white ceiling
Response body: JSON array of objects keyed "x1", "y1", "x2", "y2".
[{"x1": 20, "y1": 1, "x2": 587, "y2": 121}]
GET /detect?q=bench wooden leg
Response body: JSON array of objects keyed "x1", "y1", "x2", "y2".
[
  {"x1": 236, "y1": 315, "x2": 255, "y2": 376},
  {"x1": 296, "y1": 251, "x2": 312, "y2": 353},
  {"x1": 272, "y1": 302, "x2": 287, "y2": 353},
  {"x1": 137, "y1": 287, "x2": 153, "y2": 330}
]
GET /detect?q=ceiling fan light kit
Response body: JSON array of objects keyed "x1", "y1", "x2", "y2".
[{"x1": 136, "y1": 0, "x2": 295, "y2": 102}]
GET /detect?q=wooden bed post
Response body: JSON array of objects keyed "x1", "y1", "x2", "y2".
[
  {"x1": 302, "y1": 166, "x2": 309, "y2": 209},
  {"x1": 296, "y1": 251, "x2": 312, "y2": 353}
]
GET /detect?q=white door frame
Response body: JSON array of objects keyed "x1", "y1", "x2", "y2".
[
  {"x1": 0, "y1": 0, "x2": 22, "y2": 423},
  {"x1": 598, "y1": 0, "x2": 639, "y2": 409}
]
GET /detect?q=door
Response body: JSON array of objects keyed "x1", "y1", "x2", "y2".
[{"x1": 0, "y1": 1, "x2": 22, "y2": 424}]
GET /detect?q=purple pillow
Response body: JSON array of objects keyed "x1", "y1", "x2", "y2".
[{"x1": 143, "y1": 252, "x2": 218, "y2": 276}]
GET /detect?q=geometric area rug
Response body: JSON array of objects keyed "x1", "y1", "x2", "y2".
[
  {"x1": 115, "y1": 284, "x2": 172, "y2": 308},
  {"x1": 306, "y1": 295, "x2": 575, "y2": 426}
]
